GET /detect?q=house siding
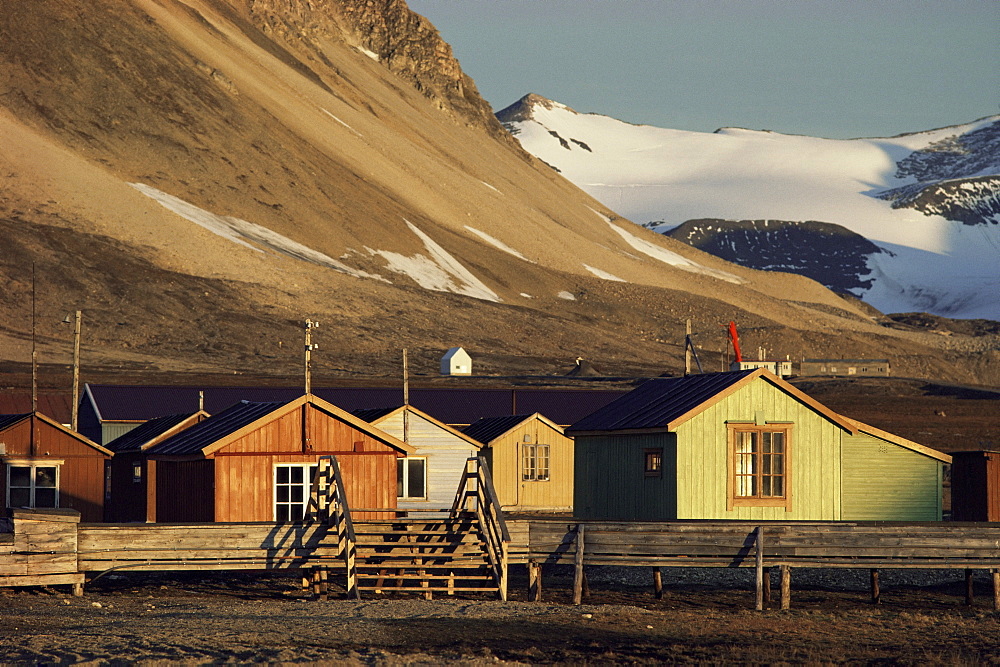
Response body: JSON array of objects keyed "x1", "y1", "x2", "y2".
[
  {"x1": 574, "y1": 432, "x2": 676, "y2": 520},
  {"x1": 841, "y1": 432, "x2": 942, "y2": 520},
  {"x1": 675, "y1": 379, "x2": 843, "y2": 520},
  {"x1": 488, "y1": 418, "x2": 574, "y2": 511},
  {"x1": 371, "y1": 411, "x2": 478, "y2": 510}
]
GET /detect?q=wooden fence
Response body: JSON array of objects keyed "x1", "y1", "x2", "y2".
[{"x1": 4, "y1": 509, "x2": 1000, "y2": 609}]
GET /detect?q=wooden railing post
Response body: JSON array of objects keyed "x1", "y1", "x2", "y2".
[
  {"x1": 573, "y1": 523, "x2": 585, "y2": 605},
  {"x1": 779, "y1": 564, "x2": 791, "y2": 610},
  {"x1": 755, "y1": 526, "x2": 764, "y2": 611}
]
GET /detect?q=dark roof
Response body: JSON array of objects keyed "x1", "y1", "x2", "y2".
[
  {"x1": 0, "y1": 413, "x2": 30, "y2": 431},
  {"x1": 0, "y1": 394, "x2": 72, "y2": 425},
  {"x1": 147, "y1": 401, "x2": 286, "y2": 456},
  {"x1": 567, "y1": 370, "x2": 757, "y2": 433},
  {"x1": 104, "y1": 413, "x2": 199, "y2": 453},
  {"x1": 462, "y1": 414, "x2": 533, "y2": 445},
  {"x1": 352, "y1": 406, "x2": 401, "y2": 423},
  {"x1": 84, "y1": 385, "x2": 628, "y2": 426}
]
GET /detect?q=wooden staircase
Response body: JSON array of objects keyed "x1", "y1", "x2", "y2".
[
  {"x1": 352, "y1": 512, "x2": 500, "y2": 597},
  {"x1": 306, "y1": 456, "x2": 509, "y2": 600}
]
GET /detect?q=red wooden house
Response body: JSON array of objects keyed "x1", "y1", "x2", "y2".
[
  {"x1": 140, "y1": 395, "x2": 414, "y2": 523},
  {"x1": 0, "y1": 413, "x2": 112, "y2": 522}
]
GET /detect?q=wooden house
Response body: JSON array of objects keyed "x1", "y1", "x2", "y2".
[
  {"x1": 567, "y1": 369, "x2": 949, "y2": 521},
  {"x1": 0, "y1": 413, "x2": 112, "y2": 522},
  {"x1": 353, "y1": 405, "x2": 481, "y2": 511},
  {"x1": 463, "y1": 413, "x2": 574, "y2": 512},
  {"x1": 440, "y1": 347, "x2": 472, "y2": 376},
  {"x1": 104, "y1": 411, "x2": 208, "y2": 522},
  {"x1": 140, "y1": 395, "x2": 413, "y2": 523}
]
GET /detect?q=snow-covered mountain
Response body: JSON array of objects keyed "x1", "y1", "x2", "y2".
[{"x1": 497, "y1": 94, "x2": 1000, "y2": 320}]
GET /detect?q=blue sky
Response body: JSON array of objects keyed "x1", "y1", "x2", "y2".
[{"x1": 407, "y1": 0, "x2": 999, "y2": 139}]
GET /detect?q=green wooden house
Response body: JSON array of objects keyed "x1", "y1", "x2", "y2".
[{"x1": 567, "y1": 369, "x2": 949, "y2": 521}]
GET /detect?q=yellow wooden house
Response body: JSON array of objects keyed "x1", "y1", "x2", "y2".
[{"x1": 463, "y1": 413, "x2": 573, "y2": 513}]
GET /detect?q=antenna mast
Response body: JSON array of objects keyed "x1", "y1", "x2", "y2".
[{"x1": 304, "y1": 319, "x2": 319, "y2": 394}]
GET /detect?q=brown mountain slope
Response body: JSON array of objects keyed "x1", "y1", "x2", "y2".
[{"x1": 0, "y1": 0, "x2": 996, "y2": 387}]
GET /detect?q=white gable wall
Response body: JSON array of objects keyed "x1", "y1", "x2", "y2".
[{"x1": 376, "y1": 410, "x2": 479, "y2": 510}]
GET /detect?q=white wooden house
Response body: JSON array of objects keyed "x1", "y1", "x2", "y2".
[
  {"x1": 353, "y1": 405, "x2": 482, "y2": 511},
  {"x1": 440, "y1": 347, "x2": 472, "y2": 376}
]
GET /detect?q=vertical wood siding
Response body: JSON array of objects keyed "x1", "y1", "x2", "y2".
[
  {"x1": 205, "y1": 404, "x2": 399, "y2": 522},
  {"x1": 0, "y1": 417, "x2": 109, "y2": 522},
  {"x1": 841, "y1": 433, "x2": 942, "y2": 520},
  {"x1": 371, "y1": 412, "x2": 478, "y2": 510},
  {"x1": 675, "y1": 379, "x2": 843, "y2": 520},
  {"x1": 155, "y1": 460, "x2": 215, "y2": 522},
  {"x1": 574, "y1": 432, "x2": 676, "y2": 520},
  {"x1": 490, "y1": 419, "x2": 574, "y2": 511}
]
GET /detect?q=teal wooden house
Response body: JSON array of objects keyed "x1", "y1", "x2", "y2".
[{"x1": 567, "y1": 369, "x2": 950, "y2": 521}]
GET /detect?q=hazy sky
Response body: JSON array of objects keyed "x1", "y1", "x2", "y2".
[{"x1": 407, "y1": 0, "x2": 999, "y2": 139}]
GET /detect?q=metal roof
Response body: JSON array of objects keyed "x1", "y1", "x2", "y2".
[
  {"x1": 462, "y1": 414, "x2": 534, "y2": 445},
  {"x1": 351, "y1": 406, "x2": 400, "y2": 423},
  {"x1": 567, "y1": 370, "x2": 758, "y2": 433},
  {"x1": 0, "y1": 413, "x2": 31, "y2": 431},
  {"x1": 83, "y1": 385, "x2": 627, "y2": 426},
  {"x1": 147, "y1": 401, "x2": 285, "y2": 456},
  {"x1": 104, "y1": 413, "x2": 199, "y2": 453}
]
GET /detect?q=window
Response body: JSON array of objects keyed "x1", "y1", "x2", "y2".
[
  {"x1": 274, "y1": 463, "x2": 318, "y2": 521},
  {"x1": 132, "y1": 461, "x2": 142, "y2": 483},
  {"x1": 728, "y1": 425, "x2": 792, "y2": 510},
  {"x1": 7, "y1": 463, "x2": 60, "y2": 509},
  {"x1": 644, "y1": 448, "x2": 663, "y2": 477},
  {"x1": 522, "y1": 444, "x2": 550, "y2": 481},
  {"x1": 397, "y1": 457, "x2": 426, "y2": 499}
]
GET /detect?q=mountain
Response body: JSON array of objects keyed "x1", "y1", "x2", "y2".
[
  {"x1": 497, "y1": 94, "x2": 1000, "y2": 321},
  {"x1": 0, "y1": 2, "x2": 996, "y2": 388}
]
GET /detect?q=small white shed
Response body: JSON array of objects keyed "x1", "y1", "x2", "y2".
[{"x1": 440, "y1": 347, "x2": 472, "y2": 376}]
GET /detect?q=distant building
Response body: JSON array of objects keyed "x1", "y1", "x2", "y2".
[
  {"x1": 800, "y1": 359, "x2": 890, "y2": 377},
  {"x1": 440, "y1": 347, "x2": 472, "y2": 376},
  {"x1": 730, "y1": 359, "x2": 794, "y2": 378}
]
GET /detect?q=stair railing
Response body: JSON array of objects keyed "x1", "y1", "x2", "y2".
[
  {"x1": 451, "y1": 456, "x2": 510, "y2": 600},
  {"x1": 306, "y1": 455, "x2": 360, "y2": 599}
]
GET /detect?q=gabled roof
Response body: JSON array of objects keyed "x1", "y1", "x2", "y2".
[
  {"x1": 0, "y1": 412, "x2": 112, "y2": 456},
  {"x1": 352, "y1": 405, "x2": 482, "y2": 450},
  {"x1": 104, "y1": 411, "x2": 208, "y2": 453},
  {"x1": 843, "y1": 416, "x2": 951, "y2": 463},
  {"x1": 567, "y1": 369, "x2": 857, "y2": 435},
  {"x1": 148, "y1": 395, "x2": 414, "y2": 457},
  {"x1": 83, "y1": 384, "x2": 626, "y2": 426},
  {"x1": 463, "y1": 412, "x2": 566, "y2": 446}
]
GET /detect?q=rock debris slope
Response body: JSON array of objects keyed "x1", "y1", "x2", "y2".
[{"x1": 0, "y1": 1, "x2": 995, "y2": 385}]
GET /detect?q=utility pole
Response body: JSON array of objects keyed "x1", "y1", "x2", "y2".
[
  {"x1": 31, "y1": 263, "x2": 37, "y2": 413},
  {"x1": 304, "y1": 319, "x2": 319, "y2": 395},
  {"x1": 71, "y1": 310, "x2": 81, "y2": 431},
  {"x1": 402, "y1": 348, "x2": 410, "y2": 444}
]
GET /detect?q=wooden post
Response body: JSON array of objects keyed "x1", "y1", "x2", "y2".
[
  {"x1": 71, "y1": 310, "x2": 81, "y2": 432},
  {"x1": 755, "y1": 526, "x2": 764, "y2": 611},
  {"x1": 685, "y1": 319, "x2": 692, "y2": 376},
  {"x1": 992, "y1": 569, "x2": 1000, "y2": 612},
  {"x1": 965, "y1": 569, "x2": 975, "y2": 606},
  {"x1": 72, "y1": 582, "x2": 84, "y2": 597},
  {"x1": 320, "y1": 566, "x2": 329, "y2": 602},
  {"x1": 870, "y1": 569, "x2": 881, "y2": 605},
  {"x1": 528, "y1": 559, "x2": 542, "y2": 602},
  {"x1": 573, "y1": 523, "x2": 585, "y2": 605},
  {"x1": 653, "y1": 567, "x2": 663, "y2": 600},
  {"x1": 762, "y1": 567, "x2": 771, "y2": 605},
  {"x1": 779, "y1": 564, "x2": 791, "y2": 610}
]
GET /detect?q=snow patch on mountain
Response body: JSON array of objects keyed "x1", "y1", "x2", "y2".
[
  {"x1": 367, "y1": 220, "x2": 501, "y2": 302},
  {"x1": 464, "y1": 226, "x2": 532, "y2": 262},
  {"x1": 499, "y1": 96, "x2": 1000, "y2": 318},
  {"x1": 583, "y1": 264, "x2": 626, "y2": 282},
  {"x1": 130, "y1": 183, "x2": 383, "y2": 280}
]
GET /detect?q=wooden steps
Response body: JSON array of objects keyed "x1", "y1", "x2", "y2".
[{"x1": 351, "y1": 515, "x2": 500, "y2": 596}]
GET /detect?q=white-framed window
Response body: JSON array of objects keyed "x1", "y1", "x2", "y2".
[
  {"x1": 522, "y1": 444, "x2": 550, "y2": 481},
  {"x1": 274, "y1": 463, "x2": 318, "y2": 522},
  {"x1": 6, "y1": 462, "x2": 61, "y2": 509},
  {"x1": 397, "y1": 457, "x2": 427, "y2": 499}
]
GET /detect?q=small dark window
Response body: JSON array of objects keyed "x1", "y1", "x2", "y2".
[{"x1": 644, "y1": 449, "x2": 663, "y2": 477}]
